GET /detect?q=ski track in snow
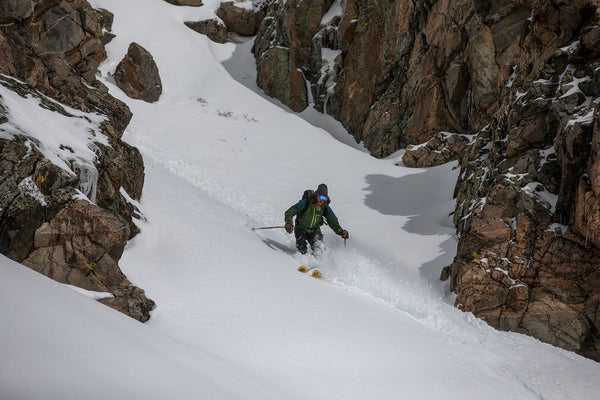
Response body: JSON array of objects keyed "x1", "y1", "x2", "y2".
[
  {"x1": 112, "y1": 33, "x2": 455, "y2": 329},
  {"x1": 112, "y1": 0, "x2": 529, "y2": 343}
]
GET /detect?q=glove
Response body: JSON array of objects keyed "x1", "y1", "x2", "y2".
[
  {"x1": 340, "y1": 230, "x2": 349, "y2": 239},
  {"x1": 285, "y1": 220, "x2": 294, "y2": 234}
]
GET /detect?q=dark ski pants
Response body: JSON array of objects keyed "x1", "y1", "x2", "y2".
[{"x1": 295, "y1": 229, "x2": 323, "y2": 254}]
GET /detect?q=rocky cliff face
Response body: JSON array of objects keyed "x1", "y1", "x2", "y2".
[
  {"x1": 253, "y1": 0, "x2": 446, "y2": 156},
  {"x1": 253, "y1": 0, "x2": 600, "y2": 360},
  {"x1": 0, "y1": 0, "x2": 154, "y2": 321},
  {"x1": 449, "y1": 3, "x2": 600, "y2": 361}
]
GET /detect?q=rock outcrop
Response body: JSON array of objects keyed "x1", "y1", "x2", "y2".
[
  {"x1": 185, "y1": 1, "x2": 267, "y2": 43},
  {"x1": 253, "y1": 0, "x2": 600, "y2": 360},
  {"x1": 217, "y1": 1, "x2": 266, "y2": 36},
  {"x1": 253, "y1": 0, "x2": 333, "y2": 113},
  {"x1": 402, "y1": 132, "x2": 471, "y2": 168},
  {"x1": 0, "y1": 0, "x2": 153, "y2": 321},
  {"x1": 185, "y1": 20, "x2": 228, "y2": 43},
  {"x1": 252, "y1": 0, "x2": 533, "y2": 156},
  {"x1": 114, "y1": 42, "x2": 163, "y2": 103},
  {"x1": 253, "y1": 0, "x2": 596, "y2": 157},
  {"x1": 450, "y1": 23, "x2": 600, "y2": 360}
]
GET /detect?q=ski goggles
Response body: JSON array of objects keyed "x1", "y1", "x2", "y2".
[{"x1": 317, "y1": 195, "x2": 328, "y2": 201}]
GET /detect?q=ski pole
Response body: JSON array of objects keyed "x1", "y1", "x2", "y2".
[{"x1": 251, "y1": 226, "x2": 286, "y2": 231}]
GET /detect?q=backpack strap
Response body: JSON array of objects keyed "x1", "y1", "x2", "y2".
[{"x1": 297, "y1": 198, "x2": 311, "y2": 219}]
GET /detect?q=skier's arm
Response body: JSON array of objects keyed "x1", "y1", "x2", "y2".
[
  {"x1": 325, "y1": 206, "x2": 344, "y2": 235},
  {"x1": 284, "y1": 200, "x2": 306, "y2": 222}
]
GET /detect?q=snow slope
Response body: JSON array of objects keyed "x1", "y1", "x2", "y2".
[{"x1": 2, "y1": 0, "x2": 600, "y2": 399}]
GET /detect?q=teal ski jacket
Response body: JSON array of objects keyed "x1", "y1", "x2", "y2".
[{"x1": 285, "y1": 200, "x2": 344, "y2": 235}]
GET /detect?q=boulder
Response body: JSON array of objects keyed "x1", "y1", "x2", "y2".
[
  {"x1": 402, "y1": 132, "x2": 470, "y2": 167},
  {"x1": 99, "y1": 286, "x2": 155, "y2": 323},
  {"x1": 582, "y1": 26, "x2": 600, "y2": 57},
  {"x1": 185, "y1": 20, "x2": 228, "y2": 43},
  {"x1": 114, "y1": 42, "x2": 163, "y2": 103},
  {"x1": 216, "y1": 1, "x2": 266, "y2": 36}
]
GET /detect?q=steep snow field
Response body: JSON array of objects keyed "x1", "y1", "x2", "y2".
[{"x1": 2, "y1": 0, "x2": 600, "y2": 399}]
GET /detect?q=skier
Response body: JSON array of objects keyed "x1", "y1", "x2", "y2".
[{"x1": 284, "y1": 183, "x2": 349, "y2": 254}]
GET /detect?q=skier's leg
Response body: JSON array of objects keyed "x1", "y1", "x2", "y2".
[
  {"x1": 308, "y1": 232, "x2": 324, "y2": 255},
  {"x1": 295, "y1": 229, "x2": 309, "y2": 254}
]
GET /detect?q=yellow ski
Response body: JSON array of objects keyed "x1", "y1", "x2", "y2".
[{"x1": 298, "y1": 266, "x2": 322, "y2": 278}]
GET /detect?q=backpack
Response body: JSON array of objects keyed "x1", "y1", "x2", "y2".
[{"x1": 296, "y1": 189, "x2": 329, "y2": 222}]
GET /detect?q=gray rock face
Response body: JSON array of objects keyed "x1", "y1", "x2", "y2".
[
  {"x1": 0, "y1": 1, "x2": 153, "y2": 321},
  {"x1": 114, "y1": 42, "x2": 163, "y2": 103}
]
